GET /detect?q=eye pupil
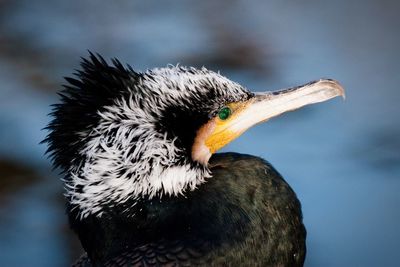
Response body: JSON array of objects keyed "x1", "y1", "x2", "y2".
[{"x1": 218, "y1": 107, "x2": 231, "y2": 120}]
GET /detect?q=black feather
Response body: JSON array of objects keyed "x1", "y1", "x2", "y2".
[{"x1": 43, "y1": 52, "x2": 141, "y2": 171}]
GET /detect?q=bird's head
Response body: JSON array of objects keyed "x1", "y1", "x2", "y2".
[{"x1": 45, "y1": 54, "x2": 344, "y2": 219}]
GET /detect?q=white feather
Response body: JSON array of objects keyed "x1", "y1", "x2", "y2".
[{"x1": 66, "y1": 66, "x2": 246, "y2": 219}]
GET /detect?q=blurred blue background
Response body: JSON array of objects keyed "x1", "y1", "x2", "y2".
[{"x1": 0, "y1": 0, "x2": 399, "y2": 266}]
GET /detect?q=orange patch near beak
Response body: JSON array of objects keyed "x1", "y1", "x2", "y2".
[
  {"x1": 191, "y1": 101, "x2": 251, "y2": 164},
  {"x1": 191, "y1": 119, "x2": 215, "y2": 164}
]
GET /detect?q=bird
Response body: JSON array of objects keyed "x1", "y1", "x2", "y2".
[{"x1": 44, "y1": 53, "x2": 344, "y2": 267}]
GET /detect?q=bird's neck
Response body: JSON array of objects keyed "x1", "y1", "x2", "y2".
[{"x1": 68, "y1": 153, "x2": 306, "y2": 266}]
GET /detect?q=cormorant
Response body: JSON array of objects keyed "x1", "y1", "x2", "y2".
[{"x1": 44, "y1": 53, "x2": 344, "y2": 267}]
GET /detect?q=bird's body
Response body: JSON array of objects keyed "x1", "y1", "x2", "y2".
[
  {"x1": 71, "y1": 153, "x2": 306, "y2": 266},
  {"x1": 44, "y1": 54, "x2": 343, "y2": 267}
]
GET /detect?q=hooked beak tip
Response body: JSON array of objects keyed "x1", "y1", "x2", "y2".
[{"x1": 316, "y1": 79, "x2": 345, "y2": 100}]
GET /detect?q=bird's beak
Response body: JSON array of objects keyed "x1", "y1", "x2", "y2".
[{"x1": 192, "y1": 79, "x2": 345, "y2": 164}]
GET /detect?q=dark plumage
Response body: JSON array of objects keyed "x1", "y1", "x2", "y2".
[
  {"x1": 71, "y1": 153, "x2": 306, "y2": 267},
  {"x1": 44, "y1": 53, "x2": 343, "y2": 267}
]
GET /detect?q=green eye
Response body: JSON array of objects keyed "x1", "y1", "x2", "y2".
[{"x1": 218, "y1": 107, "x2": 231, "y2": 120}]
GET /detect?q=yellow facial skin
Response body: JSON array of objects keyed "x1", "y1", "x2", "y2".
[
  {"x1": 191, "y1": 101, "x2": 253, "y2": 164},
  {"x1": 204, "y1": 101, "x2": 251, "y2": 154}
]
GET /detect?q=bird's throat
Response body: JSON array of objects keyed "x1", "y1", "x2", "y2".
[{"x1": 192, "y1": 120, "x2": 214, "y2": 164}]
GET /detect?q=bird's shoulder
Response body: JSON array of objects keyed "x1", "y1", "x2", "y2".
[{"x1": 73, "y1": 239, "x2": 210, "y2": 267}]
